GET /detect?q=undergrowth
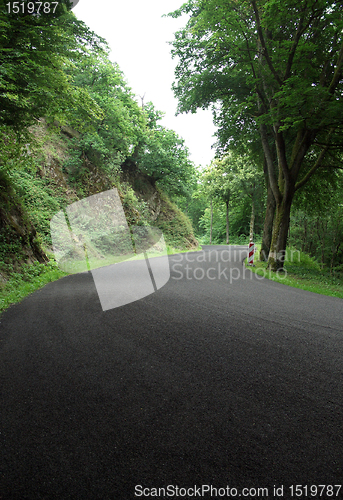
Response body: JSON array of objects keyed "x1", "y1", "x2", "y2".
[
  {"x1": 248, "y1": 246, "x2": 343, "y2": 299},
  {"x1": 0, "y1": 260, "x2": 68, "y2": 315}
]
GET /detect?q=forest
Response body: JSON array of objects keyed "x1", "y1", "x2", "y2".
[
  {"x1": 168, "y1": 0, "x2": 343, "y2": 275},
  {"x1": 0, "y1": 0, "x2": 343, "y2": 310}
]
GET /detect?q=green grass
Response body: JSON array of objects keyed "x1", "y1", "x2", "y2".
[
  {"x1": 0, "y1": 260, "x2": 68, "y2": 315},
  {"x1": 166, "y1": 244, "x2": 202, "y2": 255},
  {"x1": 247, "y1": 245, "x2": 343, "y2": 299}
]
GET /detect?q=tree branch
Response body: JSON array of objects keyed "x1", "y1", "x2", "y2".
[
  {"x1": 251, "y1": 0, "x2": 282, "y2": 86},
  {"x1": 274, "y1": 128, "x2": 291, "y2": 185},
  {"x1": 283, "y1": 8, "x2": 309, "y2": 80},
  {"x1": 295, "y1": 140, "x2": 331, "y2": 191},
  {"x1": 328, "y1": 39, "x2": 343, "y2": 95},
  {"x1": 290, "y1": 128, "x2": 314, "y2": 181}
]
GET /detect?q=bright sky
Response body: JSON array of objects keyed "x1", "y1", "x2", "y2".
[{"x1": 72, "y1": 0, "x2": 217, "y2": 169}]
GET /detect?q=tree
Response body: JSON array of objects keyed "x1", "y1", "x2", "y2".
[
  {"x1": 197, "y1": 162, "x2": 226, "y2": 243},
  {"x1": 173, "y1": 167, "x2": 208, "y2": 236},
  {"x1": 135, "y1": 105, "x2": 196, "y2": 196},
  {"x1": 168, "y1": 0, "x2": 343, "y2": 270},
  {"x1": 63, "y1": 55, "x2": 145, "y2": 179},
  {"x1": 0, "y1": 0, "x2": 106, "y2": 129},
  {"x1": 210, "y1": 159, "x2": 231, "y2": 244},
  {"x1": 199, "y1": 153, "x2": 264, "y2": 244},
  {"x1": 289, "y1": 166, "x2": 343, "y2": 272},
  {"x1": 72, "y1": 57, "x2": 144, "y2": 152}
]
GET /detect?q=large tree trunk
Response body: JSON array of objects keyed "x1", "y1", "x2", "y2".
[
  {"x1": 259, "y1": 129, "x2": 279, "y2": 262},
  {"x1": 260, "y1": 123, "x2": 296, "y2": 272},
  {"x1": 225, "y1": 200, "x2": 229, "y2": 245},
  {"x1": 267, "y1": 192, "x2": 294, "y2": 271},
  {"x1": 260, "y1": 182, "x2": 276, "y2": 261}
]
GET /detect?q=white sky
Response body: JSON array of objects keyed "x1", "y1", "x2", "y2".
[{"x1": 72, "y1": 0, "x2": 217, "y2": 169}]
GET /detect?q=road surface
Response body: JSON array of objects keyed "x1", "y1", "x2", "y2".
[{"x1": 1, "y1": 246, "x2": 342, "y2": 499}]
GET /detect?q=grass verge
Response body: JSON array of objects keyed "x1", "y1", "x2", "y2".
[
  {"x1": 0, "y1": 245, "x2": 201, "y2": 316},
  {"x1": 246, "y1": 245, "x2": 343, "y2": 299},
  {"x1": 0, "y1": 261, "x2": 68, "y2": 315}
]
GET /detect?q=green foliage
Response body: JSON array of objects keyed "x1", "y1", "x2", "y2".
[
  {"x1": 290, "y1": 209, "x2": 343, "y2": 273},
  {"x1": 61, "y1": 56, "x2": 147, "y2": 185},
  {"x1": 0, "y1": 226, "x2": 22, "y2": 263},
  {"x1": 10, "y1": 170, "x2": 68, "y2": 245},
  {"x1": 0, "y1": 125, "x2": 36, "y2": 175},
  {"x1": 198, "y1": 200, "x2": 259, "y2": 244},
  {"x1": 136, "y1": 107, "x2": 196, "y2": 196},
  {"x1": 292, "y1": 165, "x2": 341, "y2": 215},
  {"x1": 250, "y1": 249, "x2": 343, "y2": 298},
  {"x1": 71, "y1": 57, "x2": 144, "y2": 154},
  {"x1": 167, "y1": 0, "x2": 343, "y2": 266},
  {"x1": 156, "y1": 192, "x2": 197, "y2": 249},
  {"x1": 0, "y1": 0, "x2": 200, "y2": 314},
  {"x1": 288, "y1": 170, "x2": 343, "y2": 273},
  {"x1": 199, "y1": 204, "x2": 227, "y2": 244},
  {"x1": 119, "y1": 182, "x2": 150, "y2": 226},
  {"x1": 193, "y1": 151, "x2": 265, "y2": 243},
  {"x1": 168, "y1": 0, "x2": 343, "y2": 137},
  {"x1": 0, "y1": 260, "x2": 67, "y2": 315},
  {"x1": 173, "y1": 181, "x2": 207, "y2": 236},
  {"x1": 0, "y1": 2, "x2": 107, "y2": 129}
]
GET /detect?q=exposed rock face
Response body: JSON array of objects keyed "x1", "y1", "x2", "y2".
[
  {"x1": 147, "y1": 192, "x2": 162, "y2": 221},
  {"x1": 0, "y1": 180, "x2": 48, "y2": 274}
]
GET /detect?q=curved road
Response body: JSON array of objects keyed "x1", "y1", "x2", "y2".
[{"x1": 1, "y1": 246, "x2": 342, "y2": 499}]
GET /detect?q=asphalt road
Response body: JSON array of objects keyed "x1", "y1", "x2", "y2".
[{"x1": 1, "y1": 245, "x2": 342, "y2": 499}]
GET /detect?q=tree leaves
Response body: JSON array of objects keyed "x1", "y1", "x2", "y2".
[
  {"x1": 0, "y1": 4, "x2": 107, "y2": 129},
  {"x1": 168, "y1": 0, "x2": 343, "y2": 267},
  {"x1": 136, "y1": 116, "x2": 196, "y2": 196}
]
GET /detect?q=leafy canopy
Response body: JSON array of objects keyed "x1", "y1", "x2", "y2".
[
  {"x1": 167, "y1": 0, "x2": 343, "y2": 192},
  {"x1": 0, "y1": 0, "x2": 107, "y2": 129},
  {"x1": 137, "y1": 115, "x2": 196, "y2": 196}
]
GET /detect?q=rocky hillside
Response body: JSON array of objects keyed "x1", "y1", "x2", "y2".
[{"x1": 0, "y1": 120, "x2": 198, "y2": 283}]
